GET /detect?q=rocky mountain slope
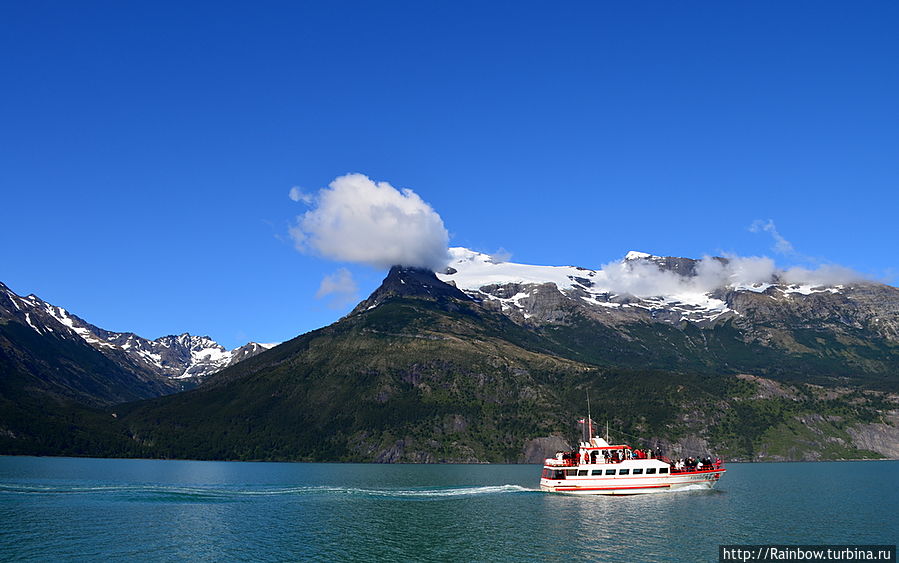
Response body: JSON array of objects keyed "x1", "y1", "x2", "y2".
[
  {"x1": 0, "y1": 282, "x2": 276, "y2": 393},
  {"x1": 3, "y1": 250, "x2": 897, "y2": 462},
  {"x1": 438, "y1": 249, "x2": 899, "y2": 387},
  {"x1": 0, "y1": 281, "x2": 276, "y2": 456},
  {"x1": 115, "y1": 265, "x2": 899, "y2": 463},
  {"x1": 1, "y1": 282, "x2": 173, "y2": 405}
]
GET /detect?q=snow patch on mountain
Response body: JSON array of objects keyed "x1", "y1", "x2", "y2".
[
  {"x1": 0, "y1": 282, "x2": 278, "y2": 383},
  {"x1": 44, "y1": 304, "x2": 116, "y2": 348},
  {"x1": 624, "y1": 251, "x2": 654, "y2": 261},
  {"x1": 437, "y1": 247, "x2": 851, "y2": 326},
  {"x1": 441, "y1": 247, "x2": 582, "y2": 291}
]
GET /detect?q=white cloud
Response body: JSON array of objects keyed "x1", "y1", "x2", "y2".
[
  {"x1": 750, "y1": 219, "x2": 795, "y2": 255},
  {"x1": 489, "y1": 248, "x2": 512, "y2": 263},
  {"x1": 288, "y1": 186, "x2": 313, "y2": 204},
  {"x1": 595, "y1": 259, "x2": 689, "y2": 297},
  {"x1": 592, "y1": 252, "x2": 863, "y2": 298},
  {"x1": 781, "y1": 264, "x2": 863, "y2": 286},
  {"x1": 290, "y1": 173, "x2": 450, "y2": 270},
  {"x1": 692, "y1": 254, "x2": 778, "y2": 290},
  {"x1": 315, "y1": 268, "x2": 359, "y2": 308}
]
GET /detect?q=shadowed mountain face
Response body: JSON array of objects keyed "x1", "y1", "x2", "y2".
[
  {"x1": 350, "y1": 265, "x2": 472, "y2": 315},
  {"x1": 0, "y1": 281, "x2": 275, "y2": 404},
  {"x1": 0, "y1": 282, "x2": 176, "y2": 406},
  {"x1": 0, "y1": 281, "x2": 272, "y2": 457}
]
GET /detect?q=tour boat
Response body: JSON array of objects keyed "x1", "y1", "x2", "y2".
[{"x1": 539, "y1": 433, "x2": 725, "y2": 495}]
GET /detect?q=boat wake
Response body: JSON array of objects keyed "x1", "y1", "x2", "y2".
[
  {"x1": 670, "y1": 483, "x2": 715, "y2": 493},
  {"x1": 0, "y1": 483, "x2": 536, "y2": 502}
]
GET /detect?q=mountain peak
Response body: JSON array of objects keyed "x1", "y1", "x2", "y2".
[
  {"x1": 350, "y1": 265, "x2": 471, "y2": 315},
  {"x1": 624, "y1": 251, "x2": 654, "y2": 261}
]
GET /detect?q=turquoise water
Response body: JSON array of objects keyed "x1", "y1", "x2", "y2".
[{"x1": 0, "y1": 457, "x2": 896, "y2": 562}]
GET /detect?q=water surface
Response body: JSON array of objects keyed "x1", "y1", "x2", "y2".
[{"x1": 1, "y1": 457, "x2": 895, "y2": 561}]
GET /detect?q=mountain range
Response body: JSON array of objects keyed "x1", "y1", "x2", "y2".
[
  {"x1": 2, "y1": 249, "x2": 898, "y2": 462},
  {"x1": 436, "y1": 248, "x2": 899, "y2": 386},
  {"x1": 1, "y1": 281, "x2": 275, "y2": 401}
]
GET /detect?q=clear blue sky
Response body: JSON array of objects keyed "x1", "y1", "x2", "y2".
[{"x1": 2, "y1": 2, "x2": 897, "y2": 349}]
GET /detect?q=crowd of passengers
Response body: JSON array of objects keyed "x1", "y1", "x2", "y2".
[
  {"x1": 558, "y1": 449, "x2": 722, "y2": 471},
  {"x1": 672, "y1": 456, "x2": 721, "y2": 471},
  {"x1": 559, "y1": 447, "x2": 662, "y2": 465}
]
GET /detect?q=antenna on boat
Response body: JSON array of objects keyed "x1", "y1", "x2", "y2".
[
  {"x1": 586, "y1": 391, "x2": 592, "y2": 441},
  {"x1": 605, "y1": 420, "x2": 609, "y2": 443}
]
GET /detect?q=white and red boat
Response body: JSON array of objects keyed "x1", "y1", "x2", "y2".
[{"x1": 539, "y1": 433, "x2": 725, "y2": 495}]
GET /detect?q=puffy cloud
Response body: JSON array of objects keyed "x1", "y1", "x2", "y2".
[
  {"x1": 595, "y1": 259, "x2": 688, "y2": 297},
  {"x1": 725, "y1": 255, "x2": 779, "y2": 285},
  {"x1": 290, "y1": 174, "x2": 450, "y2": 270},
  {"x1": 692, "y1": 255, "x2": 778, "y2": 290},
  {"x1": 315, "y1": 268, "x2": 359, "y2": 308},
  {"x1": 593, "y1": 252, "x2": 862, "y2": 298}
]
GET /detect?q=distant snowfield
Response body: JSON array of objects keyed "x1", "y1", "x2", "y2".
[
  {"x1": 437, "y1": 247, "x2": 844, "y2": 325},
  {"x1": 438, "y1": 248, "x2": 583, "y2": 291}
]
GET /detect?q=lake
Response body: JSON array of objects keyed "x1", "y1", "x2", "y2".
[{"x1": 0, "y1": 457, "x2": 896, "y2": 561}]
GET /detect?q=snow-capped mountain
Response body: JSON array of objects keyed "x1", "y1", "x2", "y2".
[
  {"x1": 0, "y1": 281, "x2": 277, "y2": 386},
  {"x1": 90, "y1": 331, "x2": 278, "y2": 381},
  {"x1": 436, "y1": 248, "x2": 899, "y2": 341}
]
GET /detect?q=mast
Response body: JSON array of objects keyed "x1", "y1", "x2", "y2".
[{"x1": 586, "y1": 391, "x2": 592, "y2": 441}]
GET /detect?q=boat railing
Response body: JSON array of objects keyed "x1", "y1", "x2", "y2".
[
  {"x1": 670, "y1": 463, "x2": 724, "y2": 474},
  {"x1": 545, "y1": 457, "x2": 679, "y2": 467},
  {"x1": 546, "y1": 457, "x2": 725, "y2": 470}
]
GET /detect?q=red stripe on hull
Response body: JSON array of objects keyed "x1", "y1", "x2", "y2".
[{"x1": 555, "y1": 484, "x2": 672, "y2": 491}]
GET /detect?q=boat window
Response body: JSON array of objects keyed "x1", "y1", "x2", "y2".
[
  {"x1": 591, "y1": 470, "x2": 602, "y2": 476},
  {"x1": 553, "y1": 470, "x2": 565, "y2": 479},
  {"x1": 646, "y1": 468, "x2": 657, "y2": 474},
  {"x1": 659, "y1": 467, "x2": 669, "y2": 474},
  {"x1": 577, "y1": 470, "x2": 588, "y2": 476},
  {"x1": 632, "y1": 468, "x2": 643, "y2": 475},
  {"x1": 605, "y1": 469, "x2": 616, "y2": 475},
  {"x1": 619, "y1": 469, "x2": 630, "y2": 475},
  {"x1": 565, "y1": 469, "x2": 577, "y2": 476}
]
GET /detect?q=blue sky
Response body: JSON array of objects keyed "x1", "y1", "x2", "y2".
[{"x1": 2, "y1": 2, "x2": 897, "y2": 349}]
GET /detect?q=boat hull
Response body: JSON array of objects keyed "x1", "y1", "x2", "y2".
[{"x1": 540, "y1": 468, "x2": 725, "y2": 495}]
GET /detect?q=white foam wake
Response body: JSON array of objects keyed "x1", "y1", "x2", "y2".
[{"x1": 0, "y1": 483, "x2": 537, "y2": 500}]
